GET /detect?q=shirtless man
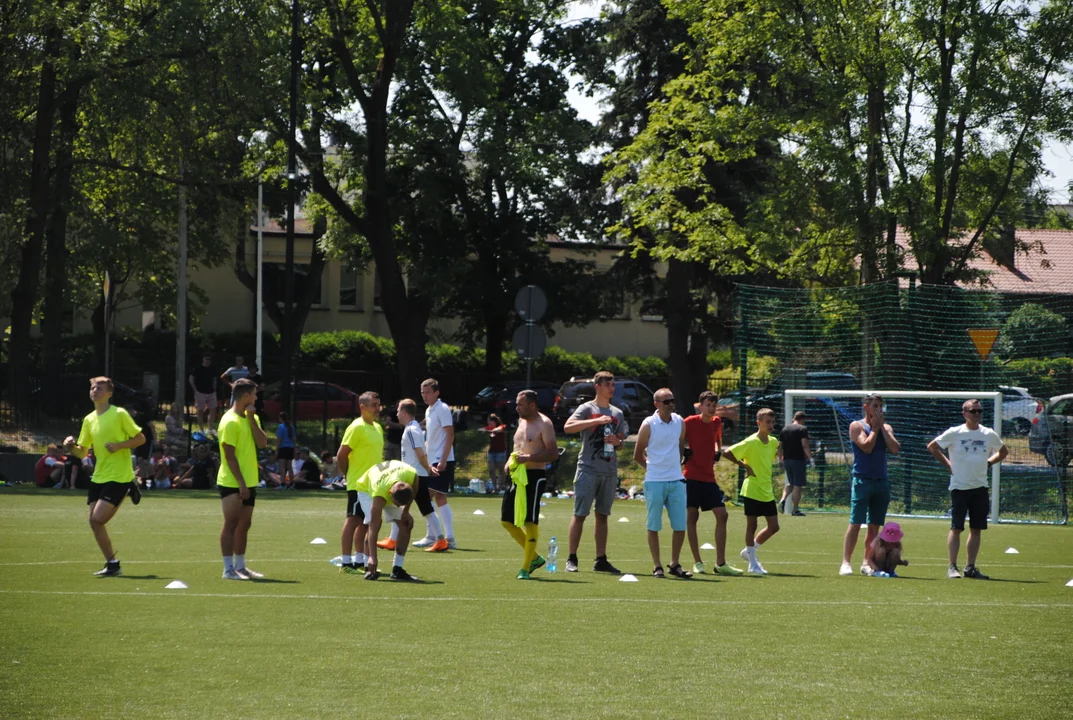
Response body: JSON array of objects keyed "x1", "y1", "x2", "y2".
[{"x1": 502, "y1": 390, "x2": 559, "y2": 580}]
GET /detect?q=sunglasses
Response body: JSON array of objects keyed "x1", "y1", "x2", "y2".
[
  {"x1": 660, "y1": 398, "x2": 675, "y2": 405},
  {"x1": 965, "y1": 408, "x2": 983, "y2": 415}
]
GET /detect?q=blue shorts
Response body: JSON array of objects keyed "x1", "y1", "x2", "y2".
[
  {"x1": 488, "y1": 451, "x2": 507, "y2": 465},
  {"x1": 644, "y1": 480, "x2": 687, "y2": 532},
  {"x1": 849, "y1": 473, "x2": 890, "y2": 526},
  {"x1": 783, "y1": 458, "x2": 808, "y2": 487}
]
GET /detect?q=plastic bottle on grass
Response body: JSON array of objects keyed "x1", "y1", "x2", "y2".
[{"x1": 547, "y1": 536, "x2": 558, "y2": 573}]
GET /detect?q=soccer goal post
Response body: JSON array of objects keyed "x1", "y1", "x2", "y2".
[{"x1": 780, "y1": 389, "x2": 1055, "y2": 524}]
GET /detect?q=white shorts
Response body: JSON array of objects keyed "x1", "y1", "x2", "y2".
[
  {"x1": 194, "y1": 392, "x2": 216, "y2": 412},
  {"x1": 358, "y1": 492, "x2": 402, "y2": 523}
]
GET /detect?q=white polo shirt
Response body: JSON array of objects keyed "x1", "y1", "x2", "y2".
[
  {"x1": 424, "y1": 399, "x2": 455, "y2": 464},
  {"x1": 641, "y1": 412, "x2": 684, "y2": 482},
  {"x1": 401, "y1": 420, "x2": 428, "y2": 477}
]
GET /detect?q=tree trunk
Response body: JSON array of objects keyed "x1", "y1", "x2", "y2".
[{"x1": 665, "y1": 257, "x2": 702, "y2": 409}]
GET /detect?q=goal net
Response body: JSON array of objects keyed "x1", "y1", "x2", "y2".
[{"x1": 782, "y1": 389, "x2": 1067, "y2": 524}]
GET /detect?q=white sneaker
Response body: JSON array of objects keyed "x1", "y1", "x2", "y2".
[
  {"x1": 235, "y1": 567, "x2": 264, "y2": 579},
  {"x1": 860, "y1": 564, "x2": 873, "y2": 577},
  {"x1": 692, "y1": 561, "x2": 706, "y2": 575},
  {"x1": 947, "y1": 564, "x2": 962, "y2": 579},
  {"x1": 222, "y1": 569, "x2": 245, "y2": 580},
  {"x1": 839, "y1": 562, "x2": 853, "y2": 576},
  {"x1": 412, "y1": 536, "x2": 436, "y2": 548},
  {"x1": 748, "y1": 560, "x2": 768, "y2": 575},
  {"x1": 739, "y1": 547, "x2": 752, "y2": 563}
]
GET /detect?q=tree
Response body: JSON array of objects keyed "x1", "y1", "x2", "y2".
[{"x1": 998, "y1": 303, "x2": 1069, "y2": 360}]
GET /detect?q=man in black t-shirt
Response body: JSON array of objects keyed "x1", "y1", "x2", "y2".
[
  {"x1": 777, "y1": 411, "x2": 812, "y2": 516},
  {"x1": 188, "y1": 354, "x2": 218, "y2": 434}
]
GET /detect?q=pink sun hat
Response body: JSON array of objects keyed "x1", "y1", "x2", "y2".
[{"x1": 879, "y1": 522, "x2": 903, "y2": 543}]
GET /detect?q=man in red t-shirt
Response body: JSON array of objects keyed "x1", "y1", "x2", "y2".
[{"x1": 683, "y1": 391, "x2": 743, "y2": 576}]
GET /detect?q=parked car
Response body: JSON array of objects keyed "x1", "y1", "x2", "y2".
[
  {"x1": 261, "y1": 381, "x2": 360, "y2": 422},
  {"x1": 998, "y1": 385, "x2": 1044, "y2": 436},
  {"x1": 551, "y1": 376, "x2": 655, "y2": 432},
  {"x1": 1028, "y1": 393, "x2": 1073, "y2": 467},
  {"x1": 744, "y1": 371, "x2": 861, "y2": 440},
  {"x1": 468, "y1": 381, "x2": 559, "y2": 423}
]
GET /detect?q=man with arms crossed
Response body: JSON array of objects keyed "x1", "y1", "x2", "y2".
[
  {"x1": 841, "y1": 394, "x2": 901, "y2": 576},
  {"x1": 377, "y1": 399, "x2": 442, "y2": 552},
  {"x1": 928, "y1": 399, "x2": 1007, "y2": 579},
  {"x1": 419, "y1": 379, "x2": 457, "y2": 550},
  {"x1": 360, "y1": 460, "x2": 419, "y2": 581},
  {"x1": 503, "y1": 391, "x2": 558, "y2": 580},
  {"x1": 64, "y1": 377, "x2": 146, "y2": 577},
  {"x1": 563, "y1": 371, "x2": 626, "y2": 574},
  {"x1": 217, "y1": 379, "x2": 269, "y2": 579},
  {"x1": 684, "y1": 391, "x2": 743, "y2": 576},
  {"x1": 778, "y1": 411, "x2": 812, "y2": 516},
  {"x1": 634, "y1": 388, "x2": 692, "y2": 578},
  {"x1": 337, "y1": 392, "x2": 385, "y2": 573}
]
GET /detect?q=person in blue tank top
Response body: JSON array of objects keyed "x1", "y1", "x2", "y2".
[{"x1": 840, "y1": 394, "x2": 901, "y2": 577}]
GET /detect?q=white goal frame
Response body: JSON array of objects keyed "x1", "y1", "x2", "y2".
[{"x1": 784, "y1": 390, "x2": 1003, "y2": 520}]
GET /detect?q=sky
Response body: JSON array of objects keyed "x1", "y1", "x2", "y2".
[{"x1": 562, "y1": 1, "x2": 1073, "y2": 206}]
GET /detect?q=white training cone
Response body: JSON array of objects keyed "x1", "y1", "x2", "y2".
[
  {"x1": 1005, "y1": 547, "x2": 1019, "y2": 554},
  {"x1": 310, "y1": 537, "x2": 327, "y2": 545},
  {"x1": 540, "y1": 501, "x2": 547, "y2": 506},
  {"x1": 165, "y1": 580, "x2": 187, "y2": 589},
  {"x1": 618, "y1": 516, "x2": 629, "y2": 522},
  {"x1": 473, "y1": 509, "x2": 485, "y2": 515},
  {"x1": 619, "y1": 574, "x2": 638, "y2": 582},
  {"x1": 700, "y1": 542, "x2": 715, "y2": 550},
  {"x1": 539, "y1": 513, "x2": 546, "y2": 519},
  {"x1": 1065, "y1": 579, "x2": 1073, "y2": 587}
]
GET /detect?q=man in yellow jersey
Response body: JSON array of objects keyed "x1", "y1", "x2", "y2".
[
  {"x1": 337, "y1": 392, "x2": 385, "y2": 573},
  {"x1": 63, "y1": 377, "x2": 146, "y2": 577},
  {"x1": 217, "y1": 379, "x2": 269, "y2": 580},
  {"x1": 723, "y1": 408, "x2": 781, "y2": 575},
  {"x1": 359, "y1": 460, "x2": 419, "y2": 581}
]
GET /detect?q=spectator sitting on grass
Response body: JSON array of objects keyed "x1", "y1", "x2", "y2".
[
  {"x1": 259, "y1": 449, "x2": 282, "y2": 488},
  {"x1": 150, "y1": 446, "x2": 179, "y2": 488},
  {"x1": 174, "y1": 444, "x2": 219, "y2": 490},
  {"x1": 164, "y1": 405, "x2": 186, "y2": 448},
  {"x1": 320, "y1": 451, "x2": 340, "y2": 486},
  {"x1": 35, "y1": 444, "x2": 66, "y2": 488},
  {"x1": 292, "y1": 447, "x2": 323, "y2": 490}
]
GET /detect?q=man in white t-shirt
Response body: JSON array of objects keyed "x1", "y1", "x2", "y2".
[
  {"x1": 379, "y1": 398, "x2": 444, "y2": 552},
  {"x1": 633, "y1": 388, "x2": 691, "y2": 579},
  {"x1": 420, "y1": 378, "x2": 457, "y2": 550},
  {"x1": 928, "y1": 399, "x2": 1008, "y2": 580}
]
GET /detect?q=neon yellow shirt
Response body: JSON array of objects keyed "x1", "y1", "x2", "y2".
[
  {"x1": 341, "y1": 417, "x2": 384, "y2": 489},
  {"x1": 727, "y1": 432, "x2": 780, "y2": 502},
  {"x1": 216, "y1": 409, "x2": 262, "y2": 488},
  {"x1": 77, "y1": 406, "x2": 141, "y2": 484},
  {"x1": 359, "y1": 460, "x2": 417, "y2": 501}
]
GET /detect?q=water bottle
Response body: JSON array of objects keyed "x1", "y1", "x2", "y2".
[{"x1": 547, "y1": 536, "x2": 558, "y2": 573}]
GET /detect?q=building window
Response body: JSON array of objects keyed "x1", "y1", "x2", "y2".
[
  {"x1": 339, "y1": 266, "x2": 361, "y2": 309},
  {"x1": 263, "y1": 262, "x2": 324, "y2": 307}
]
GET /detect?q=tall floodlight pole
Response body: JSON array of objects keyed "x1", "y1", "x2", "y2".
[
  {"x1": 175, "y1": 159, "x2": 188, "y2": 414},
  {"x1": 282, "y1": 0, "x2": 299, "y2": 416}
]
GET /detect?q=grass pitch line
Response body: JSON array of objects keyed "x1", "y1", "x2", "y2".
[{"x1": 2, "y1": 588, "x2": 1072, "y2": 609}]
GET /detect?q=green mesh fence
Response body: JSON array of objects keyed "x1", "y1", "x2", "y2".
[{"x1": 734, "y1": 280, "x2": 1072, "y2": 524}]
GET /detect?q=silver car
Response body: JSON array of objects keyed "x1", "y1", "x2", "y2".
[
  {"x1": 999, "y1": 385, "x2": 1044, "y2": 436},
  {"x1": 1028, "y1": 393, "x2": 1073, "y2": 467}
]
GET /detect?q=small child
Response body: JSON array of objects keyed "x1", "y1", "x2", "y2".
[{"x1": 868, "y1": 522, "x2": 909, "y2": 577}]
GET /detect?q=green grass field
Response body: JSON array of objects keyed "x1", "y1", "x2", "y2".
[{"x1": 1, "y1": 487, "x2": 1071, "y2": 719}]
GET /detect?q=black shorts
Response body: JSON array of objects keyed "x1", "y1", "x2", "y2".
[
  {"x1": 87, "y1": 481, "x2": 130, "y2": 507},
  {"x1": 277, "y1": 446, "x2": 295, "y2": 460},
  {"x1": 743, "y1": 497, "x2": 778, "y2": 518},
  {"x1": 413, "y1": 477, "x2": 434, "y2": 517},
  {"x1": 345, "y1": 490, "x2": 366, "y2": 519},
  {"x1": 425, "y1": 461, "x2": 455, "y2": 494},
  {"x1": 686, "y1": 479, "x2": 726, "y2": 511},
  {"x1": 951, "y1": 486, "x2": 989, "y2": 531},
  {"x1": 502, "y1": 470, "x2": 547, "y2": 526},
  {"x1": 218, "y1": 486, "x2": 257, "y2": 507}
]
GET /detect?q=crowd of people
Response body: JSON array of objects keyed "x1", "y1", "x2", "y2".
[{"x1": 52, "y1": 369, "x2": 1009, "y2": 584}]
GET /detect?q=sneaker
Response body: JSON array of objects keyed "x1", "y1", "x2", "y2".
[
  {"x1": 94, "y1": 561, "x2": 122, "y2": 577},
  {"x1": 778, "y1": 500, "x2": 785, "y2": 514},
  {"x1": 376, "y1": 538, "x2": 397, "y2": 550},
  {"x1": 258, "y1": 480, "x2": 267, "y2": 488},
  {"x1": 363, "y1": 570, "x2": 381, "y2": 581},
  {"x1": 565, "y1": 559, "x2": 579, "y2": 573},
  {"x1": 529, "y1": 555, "x2": 546, "y2": 574},
  {"x1": 340, "y1": 563, "x2": 365, "y2": 575},
  {"x1": 390, "y1": 566, "x2": 419, "y2": 581},
  {"x1": 839, "y1": 562, "x2": 853, "y2": 576},
  {"x1": 447, "y1": 538, "x2": 457, "y2": 550},
  {"x1": 235, "y1": 567, "x2": 264, "y2": 580},
  {"x1": 128, "y1": 481, "x2": 141, "y2": 506},
  {"x1": 692, "y1": 561, "x2": 706, "y2": 575},
  {"x1": 426, "y1": 538, "x2": 449, "y2": 553},
  {"x1": 516, "y1": 569, "x2": 531, "y2": 580},
  {"x1": 222, "y1": 569, "x2": 244, "y2": 580},
  {"x1": 860, "y1": 564, "x2": 873, "y2": 577},
  {"x1": 964, "y1": 565, "x2": 990, "y2": 580},
  {"x1": 947, "y1": 564, "x2": 962, "y2": 579},
  {"x1": 412, "y1": 536, "x2": 436, "y2": 548},
  {"x1": 715, "y1": 563, "x2": 745, "y2": 576},
  {"x1": 748, "y1": 560, "x2": 767, "y2": 575},
  {"x1": 593, "y1": 557, "x2": 621, "y2": 575},
  {"x1": 792, "y1": 510, "x2": 806, "y2": 516},
  {"x1": 739, "y1": 547, "x2": 753, "y2": 564}
]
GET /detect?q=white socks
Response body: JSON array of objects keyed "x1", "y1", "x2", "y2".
[
  {"x1": 439, "y1": 503, "x2": 455, "y2": 540},
  {"x1": 389, "y1": 523, "x2": 399, "y2": 541},
  {"x1": 234, "y1": 554, "x2": 245, "y2": 570},
  {"x1": 425, "y1": 511, "x2": 443, "y2": 539},
  {"x1": 341, "y1": 555, "x2": 353, "y2": 565},
  {"x1": 394, "y1": 553, "x2": 405, "y2": 568},
  {"x1": 223, "y1": 555, "x2": 234, "y2": 572},
  {"x1": 354, "y1": 552, "x2": 367, "y2": 564}
]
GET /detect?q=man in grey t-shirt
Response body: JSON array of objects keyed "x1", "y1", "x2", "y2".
[{"x1": 563, "y1": 371, "x2": 628, "y2": 574}]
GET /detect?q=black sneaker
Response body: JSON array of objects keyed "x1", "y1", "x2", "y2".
[
  {"x1": 964, "y1": 565, "x2": 990, "y2": 580},
  {"x1": 94, "y1": 561, "x2": 122, "y2": 577},
  {"x1": 390, "y1": 566, "x2": 419, "y2": 581},
  {"x1": 129, "y1": 481, "x2": 141, "y2": 506},
  {"x1": 363, "y1": 569, "x2": 381, "y2": 581},
  {"x1": 593, "y1": 557, "x2": 621, "y2": 575},
  {"x1": 792, "y1": 510, "x2": 806, "y2": 517},
  {"x1": 565, "y1": 558, "x2": 579, "y2": 573}
]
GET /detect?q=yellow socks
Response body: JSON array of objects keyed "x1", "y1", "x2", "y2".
[{"x1": 523, "y1": 522, "x2": 540, "y2": 570}]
